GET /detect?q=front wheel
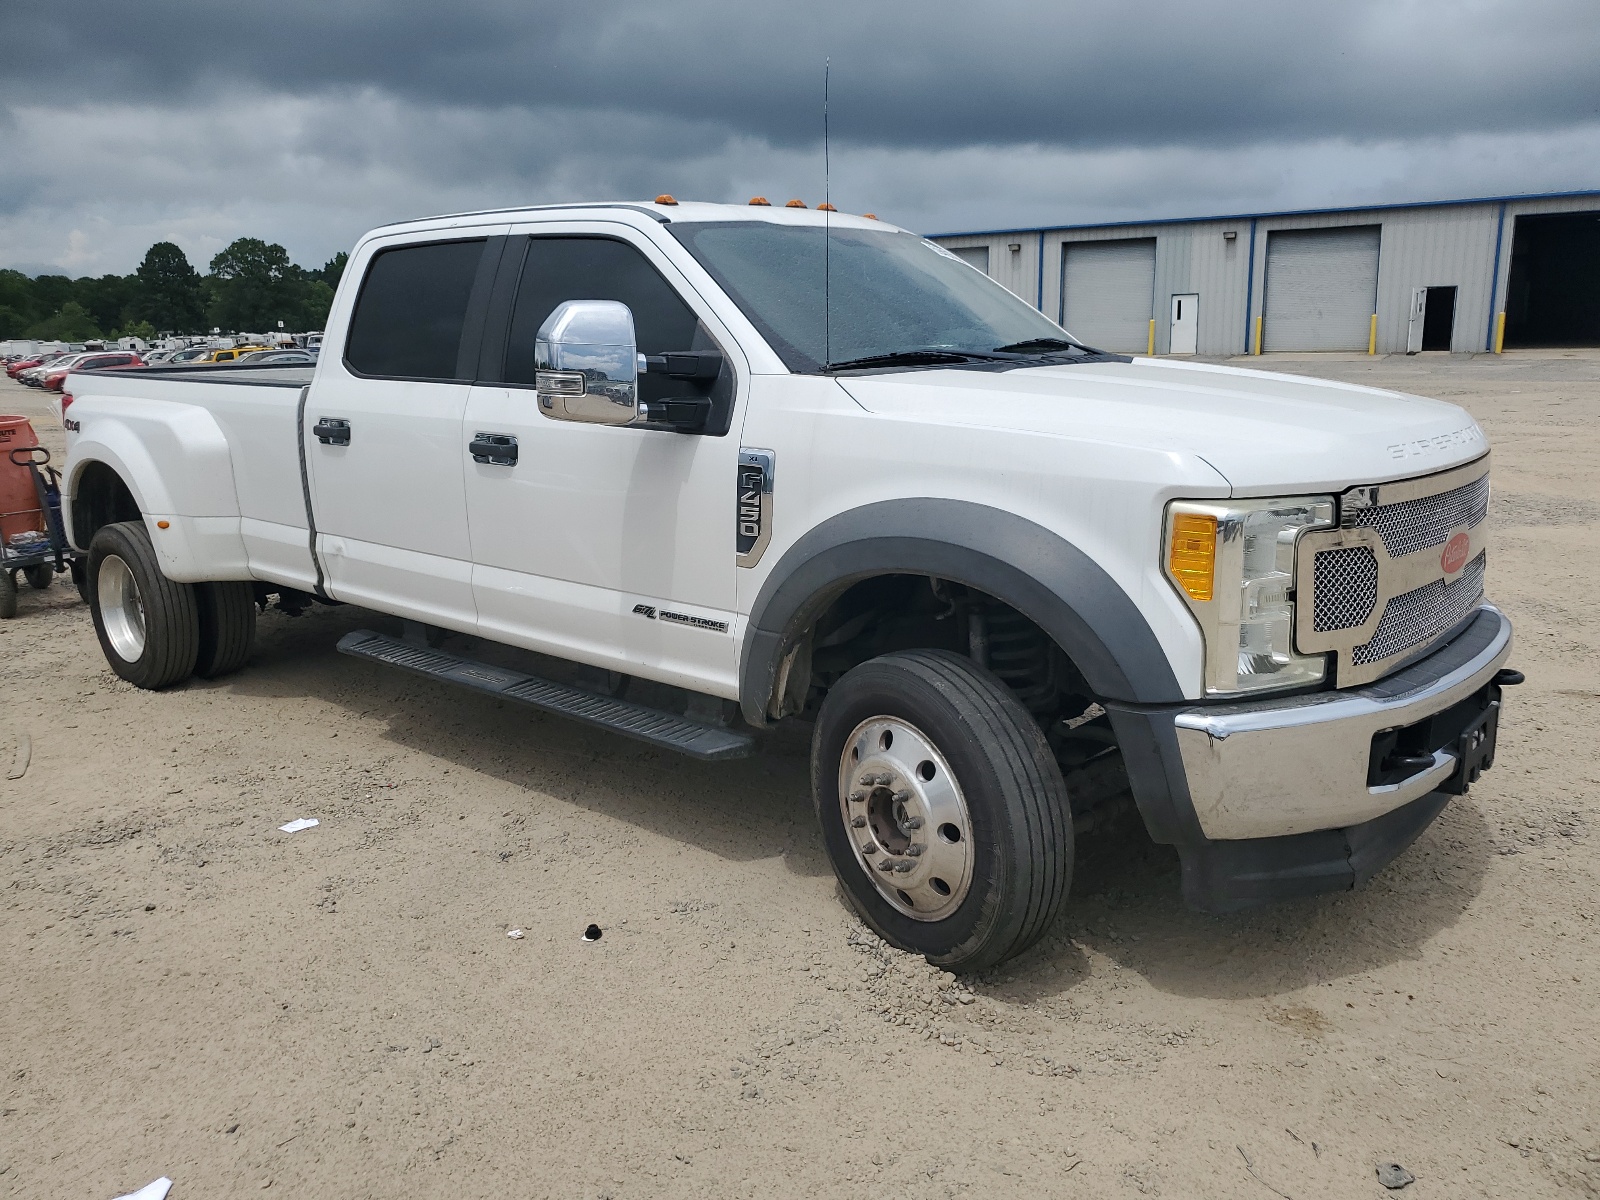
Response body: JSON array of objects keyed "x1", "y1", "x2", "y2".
[
  {"x1": 811, "y1": 649, "x2": 1073, "y2": 973},
  {"x1": 24, "y1": 564, "x2": 52, "y2": 590},
  {"x1": 88, "y1": 521, "x2": 199, "y2": 689}
]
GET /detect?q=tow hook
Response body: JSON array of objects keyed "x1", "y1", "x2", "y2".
[{"x1": 1493, "y1": 668, "x2": 1525, "y2": 687}]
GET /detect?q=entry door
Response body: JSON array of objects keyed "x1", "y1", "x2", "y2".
[
  {"x1": 1407, "y1": 288, "x2": 1427, "y2": 354},
  {"x1": 462, "y1": 230, "x2": 748, "y2": 698},
  {"x1": 306, "y1": 231, "x2": 504, "y2": 630},
  {"x1": 1169, "y1": 293, "x2": 1199, "y2": 354}
]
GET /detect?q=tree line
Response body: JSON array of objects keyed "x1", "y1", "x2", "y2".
[{"x1": 0, "y1": 239, "x2": 348, "y2": 342}]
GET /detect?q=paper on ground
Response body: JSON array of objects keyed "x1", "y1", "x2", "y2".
[
  {"x1": 278, "y1": 818, "x2": 320, "y2": 833},
  {"x1": 113, "y1": 1178, "x2": 172, "y2": 1200}
]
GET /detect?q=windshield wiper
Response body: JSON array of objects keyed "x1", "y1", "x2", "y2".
[
  {"x1": 991, "y1": 337, "x2": 1089, "y2": 354},
  {"x1": 825, "y1": 347, "x2": 1017, "y2": 372}
]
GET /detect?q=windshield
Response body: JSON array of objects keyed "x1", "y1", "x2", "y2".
[{"x1": 668, "y1": 222, "x2": 1084, "y2": 372}]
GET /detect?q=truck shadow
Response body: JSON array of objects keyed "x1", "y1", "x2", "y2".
[
  {"x1": 223, "y1": 603, "x2": 1497, "y2": 995},
  {"x1": 986, "y1": 796, "x2": 1496, "y2": 1002},
  {"x1": 221, "y1": 603, "x2": 834, "y2": 878}
]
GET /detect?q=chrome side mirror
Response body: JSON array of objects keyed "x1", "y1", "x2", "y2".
[{"x1": 535, "y1": 300, "x2": 645, "y2": 426}]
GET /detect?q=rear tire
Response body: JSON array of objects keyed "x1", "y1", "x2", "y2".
[
  {"x1": 0, "y1": 570, "x2": 16, "y2": 620},
  {"x1": 24, "y1": 564, "x2": 52, "y2": 590},
  {"x1": 195, "y1": 581, "x2": 256, "y2": 678},
  {"x1": 87, "y1": 521, "x2": 199, "y2": 689},
  {"x1": 811, "y1": 649, "x2": 1073, "y2": 973}
]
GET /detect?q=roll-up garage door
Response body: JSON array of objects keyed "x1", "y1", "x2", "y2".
[
  {"x1": 1262, "y1": 226, "x2": 1380, "y2": 351},
  {"x1": 1061, "y1": 239, "x2": 1156, "y2": 352},
  {"x1": 950, "y1": 246, "x2": 990, "y2": 275}
]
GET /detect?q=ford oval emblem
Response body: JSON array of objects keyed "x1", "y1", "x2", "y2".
[{"x1": 1440, "y1": 531, "x2": 1470, "y2": 576}]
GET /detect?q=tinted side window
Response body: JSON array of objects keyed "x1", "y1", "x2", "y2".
[
  {"x1": 346, "y1": 239, "x2": 486, "y2": 380},
  {"x1": 504, "y1": 237, "x2": 711, "y2": 404}
]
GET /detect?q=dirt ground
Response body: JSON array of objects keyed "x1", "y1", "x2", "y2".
[{"x1": 1, "y1": 351, "x2": 1596, "y2": 1200}]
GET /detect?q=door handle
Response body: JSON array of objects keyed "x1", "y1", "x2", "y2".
[
  {"x1": 469, "y1": 432, "x2": 518, "y2": 466},
  {"x1": 313, "y1": 417, "x2": 351, "y2": 446}
]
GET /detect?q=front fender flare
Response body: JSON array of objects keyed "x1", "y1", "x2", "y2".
[{"x1": 739, "y1": 498, "x2": 1184, "y2": 725}]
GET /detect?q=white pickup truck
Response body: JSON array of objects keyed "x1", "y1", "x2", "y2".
[{"x1": 59, "y1": 199, "x2": 1518, "y2": 971}]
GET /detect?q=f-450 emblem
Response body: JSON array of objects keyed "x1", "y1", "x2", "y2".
[{"x1": 736, "y1": 448, "x2": 775, "y2": 568}]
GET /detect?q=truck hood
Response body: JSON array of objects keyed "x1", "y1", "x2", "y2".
[{"x1": 837, "y1": 358, "x2": 1487, "y2": 493}]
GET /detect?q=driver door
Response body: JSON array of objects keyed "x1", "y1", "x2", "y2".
[{"x1": 463, "y1": 227, "x2": 749, "y2": 698}]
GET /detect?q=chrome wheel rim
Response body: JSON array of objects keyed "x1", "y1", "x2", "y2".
[
  {"x1": 837, "y1": 716, "x2": 974, "y2": 922},
  {"x1": 97, "y1": 554, "x2": 146, "y2": 662}
]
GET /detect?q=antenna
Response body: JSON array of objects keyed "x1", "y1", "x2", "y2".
[{"x1": 824, "y1": 57, "x2": 831, "y2": 370}]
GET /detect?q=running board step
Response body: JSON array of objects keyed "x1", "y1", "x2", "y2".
[{"x1": 336, "y1": 629, "x2": 754, "y2": 761}]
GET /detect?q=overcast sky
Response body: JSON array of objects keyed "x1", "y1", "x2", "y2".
[{"x1": 3, "y1": 0, "x2": 1597, "y2": 276}]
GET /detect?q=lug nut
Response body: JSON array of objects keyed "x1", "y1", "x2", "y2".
[
  {"x1": 848, "y1": 791, "x2": 866, "y2": 803},
  {"x1": 906, "y1": 844, "x2": 923, "y2": 856},
  {"x1": 877, "y1": 859, "x2": 895, "y2": 872},
  {"x1": 850, "y1": 816, "x2": 867, "y2": 828},
  {"x1": 892, "y1": 790, "x2": 911, "y2": 803},
  {"x1": 893, "y1": 861, "x2": 914, "y2": 873},
  {"x1": 903, "y1": 816, "x2": 924, "y2": 830}
]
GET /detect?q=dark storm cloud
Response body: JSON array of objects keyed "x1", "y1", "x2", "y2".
[{"x1": 6, "y1": 0, "x2": 1598, "y2": 152}]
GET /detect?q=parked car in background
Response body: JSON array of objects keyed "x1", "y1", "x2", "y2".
[
  {"x1": 236, "y1": 349, "x2": 315, "y2": 365},
  {"x1": 193, "y1": 346, "x2": 269, "y2": 364},
  {"x1": 44, "y1": 351, "x2": 142, "y2": 391},
  {"x1": 141, "y1": 349, "x2": 179, "y2": 365},
  {"x1": 19, "y1": 352, "x2": 94, "y2": 386},
  {"x1": 8, "y1": 352, "x2": 70, "y2": 379},
  {"x1": 165, "y1": 347, "x2": 211, "y2": 365}
]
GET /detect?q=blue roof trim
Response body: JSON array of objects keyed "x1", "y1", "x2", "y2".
[{"x1": 928, "y1": 187, "x2": 1600, "y2": 240}]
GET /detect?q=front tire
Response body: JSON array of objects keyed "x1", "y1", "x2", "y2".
[
  {"x1": 811, "y1": 649, "x2": 1073, "y2": 973},
  {"x1": 88, "y1": 521, "x2": 199, "y2": 689},
  {"x1": 24, "y1": 564, "x2": 52, "y2": 590}
]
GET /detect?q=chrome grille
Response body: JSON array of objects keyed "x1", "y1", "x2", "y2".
[
  {"x1": 1352, "y1": 551, "x2": 1485, "y2": 665},
  {"x1": 1347, "y1": 472, "x2": 1489, "y2": 558},
  {"x1": 1312, "y1": 546, "x2": 1378, "y2": 632},
  {"x1": 1296, "y1": 456, "x2": 1491, "y2": 687}
]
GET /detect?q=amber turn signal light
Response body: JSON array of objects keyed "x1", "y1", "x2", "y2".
[{"x1": 1168, "y1": 512, "x2": 1217, "y2": 601}]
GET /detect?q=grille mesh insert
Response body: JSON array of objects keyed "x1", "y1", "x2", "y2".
[
  {"x1": 1353, "y1": 552, "x2": 1486, "y2": 665},
  {"x1": 1347, "y1": 472, "x2": 1489, "y2": 558},
  {"x1": 1312, "y1": 546, "x2": 1379, "y2": 632}
]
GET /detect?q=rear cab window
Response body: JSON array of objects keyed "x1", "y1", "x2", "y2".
[{"x1": 345, "y1": 239, "x2": 488, "y2": 381}]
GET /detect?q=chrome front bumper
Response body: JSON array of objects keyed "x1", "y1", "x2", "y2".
[{"x1": 1171, "y1": 605, "x2": 1512, "y2": 840}]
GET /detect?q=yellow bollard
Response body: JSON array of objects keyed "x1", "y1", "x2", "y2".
[
  {"x1": 1253, "y1": 315, "x2": 1263, "y2": 355},
  {"x1": 1368, "y1": 313, "x2": 1378, "y2": 355},
  {"x1": 1147, "y1": 319, "x2": 1156, "y2": 357},
  {"x1": 1494, "y1": 311, "x2": 1506, "y2": 354}
]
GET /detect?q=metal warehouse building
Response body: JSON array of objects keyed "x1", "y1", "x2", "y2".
[{"x1": 930, "y1": 189, "x2": 1600, "y2": 357}]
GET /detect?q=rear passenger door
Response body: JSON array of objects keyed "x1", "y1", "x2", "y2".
[
  {"x1": 305, "y1": 229, "x2": 507, "y2": 630},
  {"x1": 462, "y1": 226, "x2": 748, "y2": 697}
]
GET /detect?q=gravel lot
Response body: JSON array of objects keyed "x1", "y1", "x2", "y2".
[{"x1": 1, "y1": 352, "x2": 1596, "y2": 1199}]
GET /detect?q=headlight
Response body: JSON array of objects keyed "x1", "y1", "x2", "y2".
[{"x1": 1164, "y1": 497, "x2": 1335, "y2": 695}]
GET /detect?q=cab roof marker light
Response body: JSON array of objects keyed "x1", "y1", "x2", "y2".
[
  {"x1": 654, "y1": 194, "x2": 678, "y2": 206},
  {"x1": 785, "y1": 199, "x2": 807, "y2": 208},
  {"x1": 748, "y1": 196, "x2": 771, "y2": 206}
]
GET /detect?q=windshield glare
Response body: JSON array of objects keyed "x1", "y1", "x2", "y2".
[{"x1": 669, "y1": 222, "x2": 1079, "y2": 372}]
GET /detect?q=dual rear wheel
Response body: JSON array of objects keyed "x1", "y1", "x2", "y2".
[{"x1": 87, "y1": 520, "x2": 255, "y2": 689}]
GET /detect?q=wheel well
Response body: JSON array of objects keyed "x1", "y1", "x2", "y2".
[
  {"x1": 71, "y1": 461, "x2": 141, "y2": 547},
  {"x1": 789, "y1": 574, "x2": 1133, "y2": 829}
]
